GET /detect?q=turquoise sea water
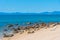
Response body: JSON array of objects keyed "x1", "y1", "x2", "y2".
[{"x1": 0, "y1": 15, "x2": 60, "y2": 37}]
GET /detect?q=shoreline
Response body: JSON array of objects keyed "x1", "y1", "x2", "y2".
[{"x1": 2, "y1": 22, "x2": 60, "y2": 40}]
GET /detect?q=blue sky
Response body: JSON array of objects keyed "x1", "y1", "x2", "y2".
[{"x1": 0, "y1": 0, "x2": 60, "y2": 13}]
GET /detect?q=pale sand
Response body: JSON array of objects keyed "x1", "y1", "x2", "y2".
[
  {"x1": 0, "y1": 38, "x2": 2, "y2": 40},
  {"x1": 3, "y1": 25, "x2": 60, "y2": 40}
]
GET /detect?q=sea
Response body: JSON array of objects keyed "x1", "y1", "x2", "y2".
[{"x1": 0, "y1": 15, "x2": 60, "y2": 37}]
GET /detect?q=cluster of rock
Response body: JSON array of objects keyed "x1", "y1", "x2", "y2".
[{"x1": 3, "y1": 22, "x2": 60, "y2": 38}]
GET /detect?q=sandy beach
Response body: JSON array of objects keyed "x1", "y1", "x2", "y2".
[
  {"x1": 2, "y1": 24, "x2": 60, "y2": 40},
  {"x1": 0, "y1": 38, "x2": 2, "y2": 40},
  {"x1": 0, "y1": 0, "x2": 60, "y2": 40}
]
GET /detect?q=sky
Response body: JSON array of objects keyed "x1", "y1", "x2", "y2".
[{"x1": 0, "y1": 0, "x2": 60, "y2": 13}]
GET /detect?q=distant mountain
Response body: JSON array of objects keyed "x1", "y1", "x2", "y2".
[
  {"x1": 40, "y1": 11, "x2": 60, "y2": 15},
  {"x1": 0, "y1": 11, "x2": 60, "y2": 15}
]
